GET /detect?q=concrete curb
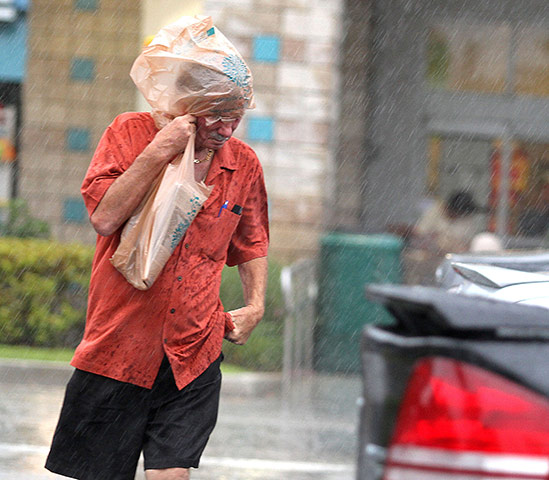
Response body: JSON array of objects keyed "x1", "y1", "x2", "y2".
[
  {"x1": 0, "y1": 358, "x2": 73, "y2": 386},
  {"x1": 0, "y1": 358, "x2": 283, "y2": 395},
  {"x1": 221, "y1": 371, "x2": 282, "y2": 396}
]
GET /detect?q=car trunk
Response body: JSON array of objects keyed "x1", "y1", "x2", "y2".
[{"x1": 357, "y1": 285, "x2": 549, "y2": 480}]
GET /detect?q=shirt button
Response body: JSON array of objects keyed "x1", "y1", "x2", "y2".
[
  {"x1": 184, "y1": 243, "x2": 190, "y2": 249},
  {"x1": 164, "y1": 338, "x2": 168, "y2": 344},
  {"x1": 170, "y1": 308, "x2": 176, "y2": 314},
  {"x1": 177, "y1": 276, "x2": 182, "y2": 282}
]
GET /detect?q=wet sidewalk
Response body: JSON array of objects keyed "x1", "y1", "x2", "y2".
[{"x1": 0, "y1": 359, "x2": 359, "y2": 479}]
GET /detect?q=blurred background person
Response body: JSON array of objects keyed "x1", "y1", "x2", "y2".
[{"x1": 413, "y1": 190, "x2": 488, "y2": 255}]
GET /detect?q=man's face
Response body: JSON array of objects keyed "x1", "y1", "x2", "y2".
[{"x1": 195, "y1": 116, "x2": 242, "y2": 150}]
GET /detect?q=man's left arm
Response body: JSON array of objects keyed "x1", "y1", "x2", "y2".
[{"x1": 225, "y1": 256, "x2": 268, "y2": 345}]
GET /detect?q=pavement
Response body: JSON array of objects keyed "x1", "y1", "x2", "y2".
[{"x1": 0, "y1": 359, "x2": 360, "y2": 480}]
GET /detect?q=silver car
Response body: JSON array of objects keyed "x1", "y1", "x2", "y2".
[{"x1": 436, "y1": 250, "x2": 549, "y2": 308}]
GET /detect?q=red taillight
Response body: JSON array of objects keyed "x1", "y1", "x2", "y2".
[{"x1": 384, "y1": 357, "x2": 549, "y2": 479}]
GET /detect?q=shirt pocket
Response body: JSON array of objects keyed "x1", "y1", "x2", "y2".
[{"x1": 199, "y1": 209, "x2": 241, "y2": 261}]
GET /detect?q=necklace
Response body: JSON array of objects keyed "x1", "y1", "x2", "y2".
[{"x1": 194, "y1": 149, "x2": 214, "y2": 164}]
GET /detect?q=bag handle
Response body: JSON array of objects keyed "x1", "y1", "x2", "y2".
[{"x1": 176, "y1": 130, "x2": 196, "y2": 184}]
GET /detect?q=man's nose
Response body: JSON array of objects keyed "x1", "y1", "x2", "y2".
[{"x1": 217, "y1": 123, "x2": 234, "y2": 137}]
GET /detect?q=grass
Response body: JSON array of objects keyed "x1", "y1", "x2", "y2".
[
  {"x1": 0, "y1": 344, "x2": 248, "y2": 373},
  {"x1": 0, "y1": 344, "x2": 74, "y2": 362}
]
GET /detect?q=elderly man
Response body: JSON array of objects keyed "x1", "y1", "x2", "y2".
[{"x1": 45, "y1": 17, "x2": 268, "y2": 480}]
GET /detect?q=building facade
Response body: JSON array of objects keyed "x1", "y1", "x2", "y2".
[
  {"x1": 17, "y1": 0, "x2": 343, "y2": 261},
  {"x1": 337, "y1": 0, "x2": 549, "y2": 247},
  {"x1": 19, "y1": 0, "x2": 140, "y2": 243},
  {"x1": 10, "y1": 0, "x2": 549, "y2": 262},
  {"x1": 201, "y1": 0, "x2": 343, "y2": 259}
]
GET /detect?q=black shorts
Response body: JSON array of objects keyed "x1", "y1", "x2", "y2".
[{"x1": 45, "y1": 355, "x2": 223, "y2": 480}]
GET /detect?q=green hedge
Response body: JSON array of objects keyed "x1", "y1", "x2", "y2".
[
  {"x1": 0, "y1": 237, "x2": 286, "y2": 370},
  {"x1": 0, "y1": 238, "x2": 94, "y2": 347},
  {"x1": 220, "y1": 261, "x2": 285, "y2": 371},
  {"x1": 0, "y1": 199, "x2": 50, "y2": 238}
]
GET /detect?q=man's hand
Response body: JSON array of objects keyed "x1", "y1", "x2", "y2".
[
  {"x1": 225, "y1": 304, "x2": 264, "y2": 345},
  {"x1": 224, "y1": 257, "x2": 268, "y2": 346},
  {"x1": 148, "y1": 114, "x2": 196, "y2": 160},
  {"x1": 90, "y1": 114, "x2": 197, "y2": 236}
]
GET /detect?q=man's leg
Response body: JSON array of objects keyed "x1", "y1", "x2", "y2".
[
  {"x1": 143, "y1": 356, "x2": 223, "y2": 475},
  {"x1": 45, "y1": 369, "x2": 149, "y2": 480},
  {"x1": 146, "y1": 467, "x2": 190, "y2": 480}
]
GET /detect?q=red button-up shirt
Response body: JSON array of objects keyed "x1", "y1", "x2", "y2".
[{"x1": 73, "y1": 112, "x2": 269, "y2": 389}]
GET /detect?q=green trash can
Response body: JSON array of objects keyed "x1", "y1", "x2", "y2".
[{"x1": 315, "y1": 232, "x2": 403, "y2": 374}]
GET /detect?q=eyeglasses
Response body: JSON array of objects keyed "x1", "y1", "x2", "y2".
[{"x1": 204, "y1": 116, "x2": 242, "y2": 126}]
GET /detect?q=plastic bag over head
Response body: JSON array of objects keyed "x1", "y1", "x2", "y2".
[{"x1": 130, "y1": 15, "x2": 255, "y2": 120}]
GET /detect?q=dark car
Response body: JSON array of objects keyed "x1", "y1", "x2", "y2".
[{"x1": 357, "y1": 284, "x2": 549, "y2": 480}]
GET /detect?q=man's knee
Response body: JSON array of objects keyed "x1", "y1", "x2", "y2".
[{"x1": 145, "y1": 467, "x2": 190, "y2": 480}]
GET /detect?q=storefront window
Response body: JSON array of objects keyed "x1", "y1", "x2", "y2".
[
  {"x1": 513, "y1": 142, "x2": 549, "y2": 237},
  {"x1": 419, "y1": 136, "x2": 492, "y2": 255},
  {"x1": 427, "y1": 135, "x2": 549, "y2": 239},
  {"x1": 427, "y1": 23, "x2": 509, "y2": 94},
  {"x1": 515, "y1": 26, "x2": 549, "y2": 97},
  {"x1": 427, "y1": 22, "x2": 549, "y2": 98},
  {"x1": 427, "y1": 135, "x2": 493, "y2": 209}
]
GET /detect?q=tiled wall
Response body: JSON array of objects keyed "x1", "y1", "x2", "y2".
[
  {"x1": 205, "y1": 0, "x2": 344, "y2": 260},
  {"x1": 20, "y1": 0, "x2": 140, "y2": 243},
  {"x1": 20, "y1": 0, "x2": 345, "y2": 260}
]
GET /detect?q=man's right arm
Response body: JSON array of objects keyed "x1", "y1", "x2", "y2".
[{"x1": 90, "y1": 115, "x2": 196, "y2": 236}]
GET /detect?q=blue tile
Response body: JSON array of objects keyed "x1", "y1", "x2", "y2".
[
  {"x1": 70, "y1": 57, "x2": 95, "y2": 82},
  {"x1": 14, "y1": 0, "x2": 29, "y2": 11},
  {"x1": 253, "y1": 36, "x2": 281, "y2": 63},
  {"x1": 66, "y1": 128, "x2": 91, "y2": 151},
  {"x1": 63, "y1": 198, "x2": 86, "y2": 223},
  {"x1": 0, "y1": 16, "x2": 27, "y2": 82},
  {"x1": 74, "y1": 0, "x2": 98, "y2": 11},
  {"x1": 247, "y1": 117, "x2": 274, "y2": 142}
]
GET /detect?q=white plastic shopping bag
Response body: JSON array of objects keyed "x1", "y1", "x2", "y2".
[
  {"x1": 110, "y1": 132, "x2": 212, "y2": 290},
  {"x1": 130, "y1": 15, "x2": 254, "y2": 119}
]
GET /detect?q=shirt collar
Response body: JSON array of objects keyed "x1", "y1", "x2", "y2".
[{"x1": 206, "y1": 138, "x2": 239, "y2": 183}]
